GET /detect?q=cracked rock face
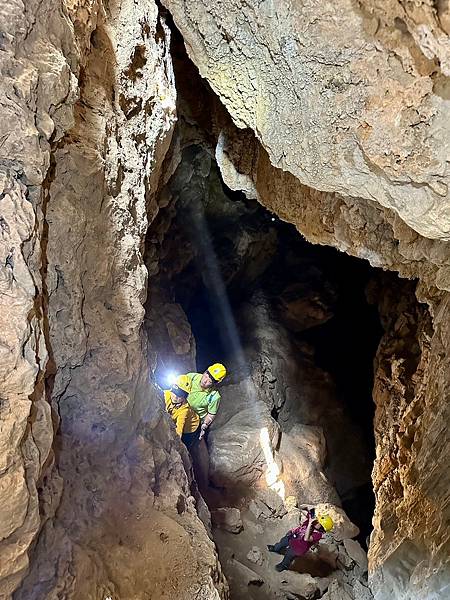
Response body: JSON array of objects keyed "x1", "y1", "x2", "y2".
[{"x1": 2, "y1": 1, "x2": 450, "y2": 599}]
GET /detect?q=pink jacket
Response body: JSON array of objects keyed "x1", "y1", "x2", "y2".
[{"x1": 288, "y1": 520, "x2": 323, "y2": 556}]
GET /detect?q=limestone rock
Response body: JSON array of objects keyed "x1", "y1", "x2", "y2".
[
  {"x1": 321, "y1": 580, "x2": 353, "y2": 600},
  {"x1": 278, "y1": 281, "x2": 336, "y2": 332},
  {"x1": 211, "y1": 508, "x2": 243, "y2": 534},
  {"x1": 343, "y1": 539, "x2": 368, "y2": 572},
  {"x1": 315, "y1": 504, "x2": 360, "y2": 542},
  {"x1": 164, "y1": 0, "x2": 450, "y2": 242},
  {"x1": 246, "y1": 546, "x2": 263, "y2": 566},
  {"x1": 352, "y1": 580, "x2": 373, "y2": 600},
  {"x1": 337, "y1": 546, "x2": 354, "y2": 570},
  {"x1": 317, "y1": 543, "x2": 340, "y2": 570},
  {"x1": 208, "y1": 378, "x2": 280, "y2": 488},
  {"x1": 248, "y1": 493, "x2": 287, "y2": 521},
  {"x1": 279, "y1": 425, "x2": 339, "y2": 504},
  {"x1": 1, "y1": 1, "x2": 228, "y2": 598},
  {"x1": 369, "y1": 289, "x2": 450, "y2": 600},
  {"x1": 280, "y1": 571, "x2": 319, "y2": 599},
  {"x1": 285, "y1": 496, "x2": 298, "y2": 512},
  {"x1": 236, "y1": 297, "x2": 370, "y2": 501},
  {"x1": 248, "y1": 500, "x2": 266, "y2": 521},
  {"x1": 227, "y1": 559, "x2": 263, "y2": 586}
]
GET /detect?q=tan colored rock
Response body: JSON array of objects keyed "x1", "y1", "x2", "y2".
[
  {"x1": 163, "y1": 0, "x2": 450, "y2": 241},
  {"x1": 321, "y1": 580, "x2": 353, "y2": 600},
  {"x1": 212, "y1": 508, "x2": 243, "y2": 534},
  {"x1": 353, "y1": 580, "x2": 374, "y2": 600},
  {"x1": 1, "y1": 1, "x2": 227, "y2": 599},
  {"x1": 227, "y1": 559, "x2": 263, "y2": 586},
  {"x1": 246, "y1": 546, "x2": 263, "y2": 566},
  {"x1": 315, "y1": 504, "x2": 360, "y2": 541},
  {"x1": 279, "y1": 424, "x2": 339, "y2": 505},
  {"x1": 214, "y1": 124, "x2": 450, "y2": 296},
  {"x1": 208, "y1": 378, "x2": 280, "y2": 488},
  {"x1": 280, "y1": 571, "x2": 319, "y2": 599},
  {"x1": 163, "y1": 49, "x2": 450, "y2": 598},
  {"x1": 368, "y1": 287, "x2": 450, "y2": 600}
]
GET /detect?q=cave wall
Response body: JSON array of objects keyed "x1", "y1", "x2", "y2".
[
  {"x1": 211, "y1": 116, "x2": 450, "y2": 600},
  {"x1": 0, "y1": 1, "x2": 226, "y2": 598},
  {"x1": 160, "y1": 3, "x2": 450, "y2": 598},
  {"x1": 370, "y1": 281, "x2": 450, "y2": 600},
  {"x1": 2, "y1": 0, "x2": 450, "y2": 598},
  {"x1": 163, "y1": 0, "x2": 450, "y2": 241}
]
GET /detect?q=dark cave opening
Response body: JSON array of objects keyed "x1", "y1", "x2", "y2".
[
  {"x1": 147, "y1": 144, "x2": 385, "y2": 545},
  {"x1": 182, "y1": 206, "x2": 382, "y2": 544},
  {"x1": 144, "y1": 13, "x2": 388, "y2": 565}
]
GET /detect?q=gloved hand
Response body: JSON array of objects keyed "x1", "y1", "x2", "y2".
[{"x1": 199, "y1": 424, "x2": 208, "y2": 440}]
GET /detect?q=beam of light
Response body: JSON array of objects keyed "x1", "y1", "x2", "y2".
[
  {"x1": 260, "y1": 427, "x2": 285, "y2": 501},
  {"x1": 183, "y1": 194, "x2": 244, "y2": 366},
  {"x1": 180, "y1": 176, "x2": 285, "y2": 501}
]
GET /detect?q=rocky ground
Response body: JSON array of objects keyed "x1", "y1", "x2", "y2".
[{"x1": 211, "y1": 502, "x2": 370, "y2": 600}]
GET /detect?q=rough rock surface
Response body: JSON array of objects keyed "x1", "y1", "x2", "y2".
[
  {"x1": 369, "y1": 281, "x2": 450, "y2": 600},
  {"x1": 3, "y1": 1, "x2": 450, "y2": 599},
  {"x1": 164, "y1": 0, "x2": 450, "y2": 241},
  {"x1": 157, "y1": 6, "x2": 450, "y2": 598},
  {"x1": 0, "y1": 1, "x2": 226, "y2": 598},
  {"x1": 211, "y1": 508, "x2": 244, "y2": 534},
  {"x1": 208, "y1": 378, "x2": 281, "y2": 489},
  {"x1": 212, "y1": 120, "x2": 450, "y2": 600}
]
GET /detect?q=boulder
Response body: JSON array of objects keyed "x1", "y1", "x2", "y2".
[
  {"x1": 321, "y1": 580, "x2": 353, "y2": 600},
  {"x1": 279, "y1": 426, "x2": 340, "y2": 504},
  {"x1": 314, "y1": 504, "x2": 360, "y2": 541},
  {"x1": 317, "y1": 542, "x2": 339, "y2": 570},
  {"x1": 337, "y1": 545, "x2": 354, "y2": 570},
  {"x1": 208, "y1": 380, "x2": 280, "y2": 488},
  {"x1": 285, "y1": 496, "x2": 298, "y2": 512},
  {"x1": 280, "y1": 571, "x2": 319, "y2": 599},
  {"x1": 352, "y1": 580, "x2": 373, "y2": 600},
  {"x1": 211, "y1": 507, "x2": 243, "y2": 534},
  {"x1": 227, "y1": 559, "x2": 263, "y2": 586},
  {"x1": 343, "y1": 539, "x2": 368, "y2": 572}
]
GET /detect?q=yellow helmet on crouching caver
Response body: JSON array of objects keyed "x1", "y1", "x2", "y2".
[
  {"x1": 317, "y1": 513, "x2": 334, "y2": 532},
  {"x1": 171, "y1": 374, "x2": 192, "y2": 399},
  {"x1": 207, "y1": 363, "x2": 227, "y2": 383}
]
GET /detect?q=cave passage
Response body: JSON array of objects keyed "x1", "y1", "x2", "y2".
[
  {"x1": 185, "y1": 195, "x2": 381, "y2": 543},
  {"x1": 142, "y1": 19, "x2": 393, "y2": 598},
  {"x1": 146, "y1": 142, "x2": 386, "y2": 548}
]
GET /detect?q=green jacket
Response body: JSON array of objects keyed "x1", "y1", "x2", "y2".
[{"x1": 185, "y1": 372, "x2": 221, "y2": 419}]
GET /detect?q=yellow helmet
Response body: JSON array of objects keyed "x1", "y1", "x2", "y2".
[
  {"x1": 171, "y1": 374, "x2": 191, "y2": 400},
  {"x1": 207, "y1": 363, "x2": 227, "y2": 383},
  {"x1": 317, "y1": 513, "x2": 334, "y2": 532}
]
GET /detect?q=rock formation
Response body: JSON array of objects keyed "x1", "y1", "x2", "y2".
[
  {"x1": 160, "y1": 3, "x2": 450, "y2": 598},
  {"x1": 1, "y1": 1, "x2": 226, "y2": 598},
  {"x1": 1, "y1": 0, "x2": 449, "y2": 599}
]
